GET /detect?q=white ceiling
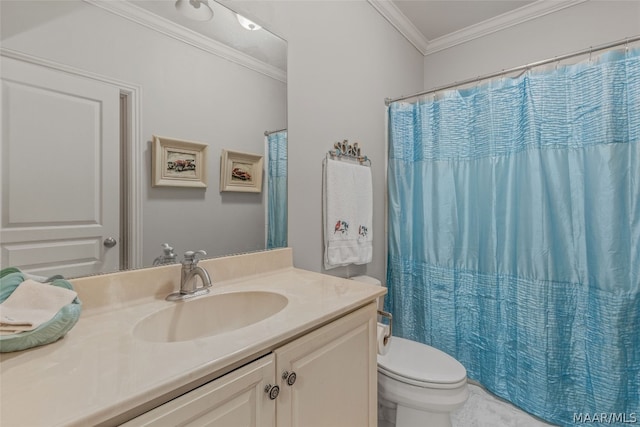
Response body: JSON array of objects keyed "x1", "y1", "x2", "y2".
[{"x1": 371, "y1": 0, "x2": 586, "y2": 55}]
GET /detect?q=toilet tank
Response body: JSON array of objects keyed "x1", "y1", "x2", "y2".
[{"x1": 350, "y1": 275, "x2": 385, "y2": 309}]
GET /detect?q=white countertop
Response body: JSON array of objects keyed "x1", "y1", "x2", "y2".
[{"x1": 0, "y1": 250, "x2": 385, "y2": 427}]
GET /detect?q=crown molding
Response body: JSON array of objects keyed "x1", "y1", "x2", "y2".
[
  {"x1": 369, "y1": 0, "x2": 588, "y2": 57},
  {"x1": 83, "y1": 0, "x2": 286, "y2": 83},
  {"x1": 367, "y1": 0, "x2": 430, "y2": 55},
  {"x1": 425, "y1": 0, "x2": 588, "y2": 55}
]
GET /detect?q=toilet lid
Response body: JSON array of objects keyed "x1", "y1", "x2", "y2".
[{"x1": 378, "y1": 337, "x2": 466, "y2": 385}]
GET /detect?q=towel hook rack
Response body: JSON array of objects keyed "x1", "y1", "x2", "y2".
[{"x1": 327, "y1": 139, "x2": 371, "y2": 166}]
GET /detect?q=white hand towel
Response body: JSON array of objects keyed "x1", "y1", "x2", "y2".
[
  {"x1": 0, "y1": 279, "x2": 77, "y2": 332},
  {"x1": 323, "y1": 158, "x2": 373, "y2": 269}
]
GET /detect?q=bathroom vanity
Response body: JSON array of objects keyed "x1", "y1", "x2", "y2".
[
  {"x1": 124, "y1": 304, "x2": 375, "y2": 426},
  {"x1": 0, "y1": 249, "x2": 385, "y2": 426}
]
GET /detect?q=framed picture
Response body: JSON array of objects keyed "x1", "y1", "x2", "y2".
[
  {"x1": 152, "y1": 136, "x2": 208, "y2": 188},
  {"x1": 219, "y1": 149, "x2": 263, "y2": 193}
]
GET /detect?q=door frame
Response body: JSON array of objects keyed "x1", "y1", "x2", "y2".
[{"x1": 1, "y1": 48, "x2": 143, "y2": 271}]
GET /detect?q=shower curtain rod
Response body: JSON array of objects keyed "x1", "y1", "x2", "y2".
[
  {"x1": 385, "y1": 34, "x2": 640, "y2": 106},
  {"x1": 264, "y1": 128, "x2": 287, "y2": 136}
]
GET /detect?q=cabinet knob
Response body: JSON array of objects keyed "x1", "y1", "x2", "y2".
[
  {"x1": 264, "y1": 384, "x2": 280, "y2": 400},
  {"x1": 282, "y1": 370, "x2": 297, "y2": 386}
]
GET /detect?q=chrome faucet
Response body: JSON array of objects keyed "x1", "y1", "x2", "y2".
[
  {"x1": 153, "y1": 243, "x2": 177, "y2": 266},
  {"x1": 166, "y1": 250, "x2": 212, "y2": 301}
]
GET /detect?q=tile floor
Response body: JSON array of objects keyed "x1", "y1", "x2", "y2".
[
  {"x1": 379, "y1": 383, "x2": 557, "y2": 427},
  {"x1": 451, "y1": 383, "x2": 556, "y2": 427}
]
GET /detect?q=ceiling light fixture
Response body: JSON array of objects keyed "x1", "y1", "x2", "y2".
[
  {"x1": 236, "y1": 14, "x2": 261, "y2": 31},
  {"x1": 175, "y1": 0, "x2": 214, "y2": 22}
]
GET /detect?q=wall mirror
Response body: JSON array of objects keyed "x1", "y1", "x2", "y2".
[{"x1": 0, "y1": 0, "x2": 287, "y2": 278}]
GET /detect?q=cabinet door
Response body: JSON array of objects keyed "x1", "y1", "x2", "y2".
[
  {"x1": 123, "y1": 354, "x2": 276, "y2": 427},
  {"x1": 275, "y1": 303, "x2": 377, "y2": 427}
]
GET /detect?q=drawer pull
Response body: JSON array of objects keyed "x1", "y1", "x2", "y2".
[
  {"x1": 264, "y1": 384, "x2": 280, "y2": 400},
  {"x1": 282, "y1": 370, "x2": 297, "y2": 386}
]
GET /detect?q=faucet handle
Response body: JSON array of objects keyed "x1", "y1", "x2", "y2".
[{"x1": 183, "y1": 250, "x2": 207, "y2": 265}]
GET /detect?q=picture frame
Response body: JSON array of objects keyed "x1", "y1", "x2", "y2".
[
  {"x1": 219, "y1": 149, "x2": 264, "y2": 193},
  {"x1": 152, "y1": 135, "x2": 208, "y2": 188}
]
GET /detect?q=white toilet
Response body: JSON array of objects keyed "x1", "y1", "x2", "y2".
[{"x1": 350, "y1": 276, "x2": 468, "y2": 427}]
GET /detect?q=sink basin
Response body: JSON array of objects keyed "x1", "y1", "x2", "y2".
[{"x1": 134, "y1": 291, "x2": 288, "y2": 342}]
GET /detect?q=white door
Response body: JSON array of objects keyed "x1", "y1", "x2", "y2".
[{"x1": 1, "y1": 56, "x2": 120, "y2": 277}]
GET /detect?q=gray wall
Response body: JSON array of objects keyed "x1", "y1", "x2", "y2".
[
  {"x1": 224, "y1": 0, "x2": 425, "y2": 283},
  {"x1": 423, "y1": 1, "x2": 640, "y2": 90},
  {"x1": 1, "y1": 0, "x2": 287, "y2": 266},
  {"x1": 8, "y1": 0, "x2": 625, "y2": 282},
  {"x1": 228, "y1": 0, "x2": 640, "y2": 284}
]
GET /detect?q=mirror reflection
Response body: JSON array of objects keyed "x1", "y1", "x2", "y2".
[{"x1": 0, "y1": 0, "x2": 287, "y2": 278}]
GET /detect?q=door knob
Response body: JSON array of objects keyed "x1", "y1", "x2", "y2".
[{"x1": 103, "y1": 237, "x2": 117, "y2": 248}]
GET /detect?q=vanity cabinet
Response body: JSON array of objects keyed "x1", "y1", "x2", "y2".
[
  {"x1": 122, "y1": 354, "x2": 277, "y2": 427},
  {"x1": 123, "y1": 303, "x2": 377, "y2": 427},
  {"x1": 275, "y1": 302, "x2": 377, "y2": 427}
]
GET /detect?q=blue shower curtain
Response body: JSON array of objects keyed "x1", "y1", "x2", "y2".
[
  {"x1": 387, "y1": 48, "x2": 639, "y2": 426},
  {"x1": 267, "y1": 130, "x2": 288, "y2": 249}
]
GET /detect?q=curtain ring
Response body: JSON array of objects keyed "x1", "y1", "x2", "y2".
[{"x1": 514, "y1": 67, "x2": 527, "y2": 78}]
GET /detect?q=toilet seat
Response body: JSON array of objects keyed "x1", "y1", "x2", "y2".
[{"x1": 378, "y1": 337, "x2": 467, "y2": 389}]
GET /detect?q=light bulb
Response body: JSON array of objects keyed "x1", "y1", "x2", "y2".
[
  {"x1": 236, "y1": 14, "x2": 261, "y2": 31},
  {"x1": 175, "y1": 0, "x2": 214, "y2": 22}
]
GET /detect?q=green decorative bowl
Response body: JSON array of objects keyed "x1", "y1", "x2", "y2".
[{"x1": 0, "y1": 271, "x2": 82, "y2": 353}]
